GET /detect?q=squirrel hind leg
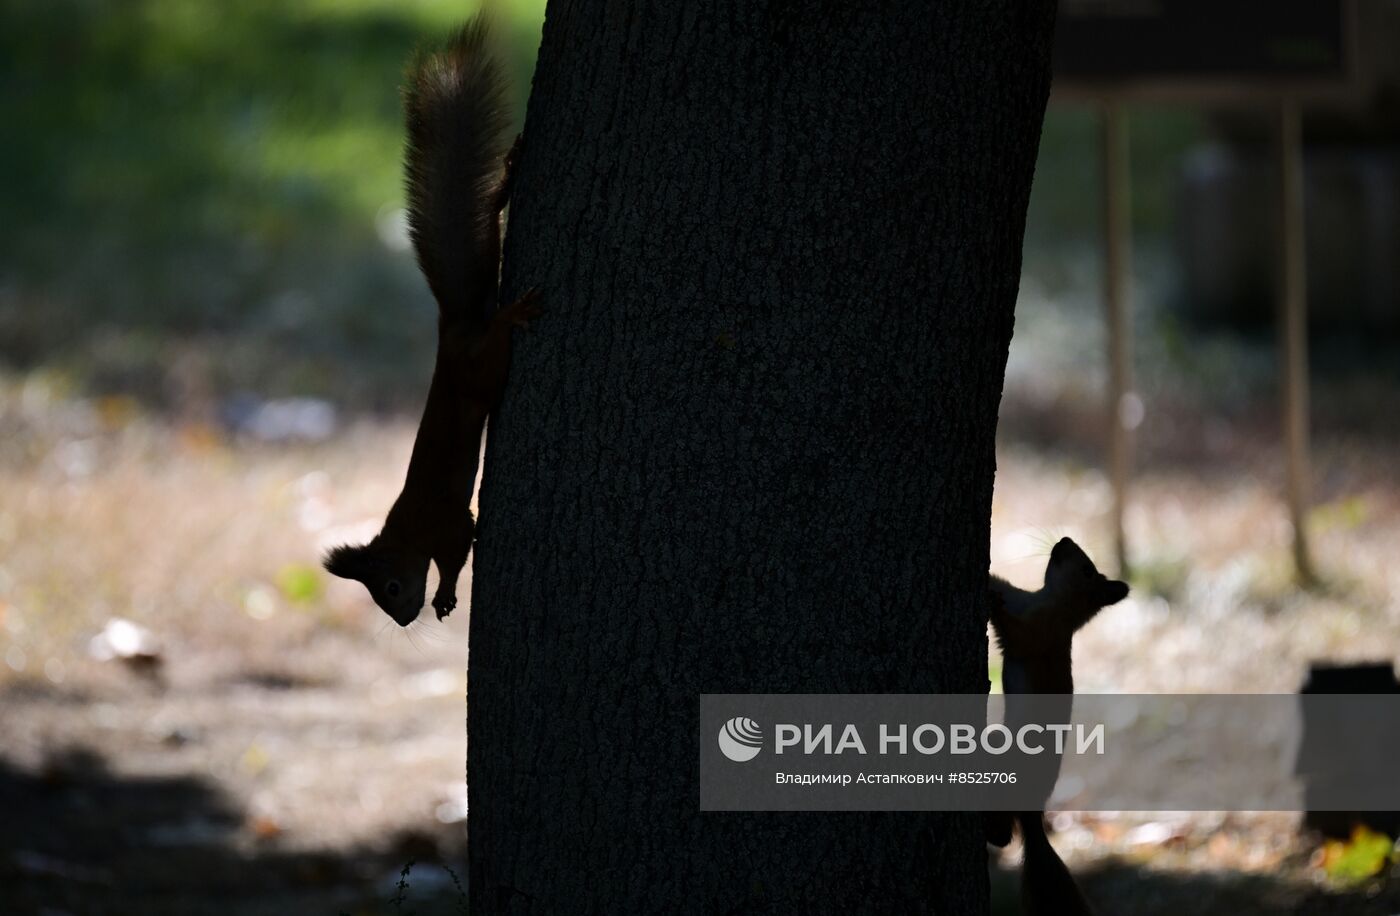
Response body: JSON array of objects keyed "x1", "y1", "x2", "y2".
[
  {"x1": 1018, "y1": 813, "x2": 1096, "y2": 916},
  {"x1": 983, "y1": 811, "x2": 1014, "y2": 848},
  {"x1": 496, "y1": 286, "x2": 543, "y2": 328}
]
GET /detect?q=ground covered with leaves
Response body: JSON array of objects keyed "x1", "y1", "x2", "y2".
[{"x1": 3, "y1": 295, "x2": 1400, "y2": 912}]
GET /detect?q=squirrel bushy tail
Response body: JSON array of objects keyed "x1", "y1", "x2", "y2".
[{"x1": 403, "y1": 17, "x2": 511, "y2": 320}]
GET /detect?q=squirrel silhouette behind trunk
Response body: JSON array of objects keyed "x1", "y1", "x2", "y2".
[
  {"x1": 987, "y1": 536, "x2": 1128, "y2": 916},
  {"x1": 324, "y1": 19, "x2": 540, "y2": 626}
]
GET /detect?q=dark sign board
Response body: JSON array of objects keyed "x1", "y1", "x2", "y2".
[{"x1": 1053, "y1": 0, "x2": 1356, "y2": 100}]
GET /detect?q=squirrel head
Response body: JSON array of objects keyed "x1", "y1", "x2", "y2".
[
  {"x1": 1042, "y1": 537, "x2": 1129, "y2": 621},
  {"x1": 323, "y1": 539, "x2": 429, "y2": 626}
]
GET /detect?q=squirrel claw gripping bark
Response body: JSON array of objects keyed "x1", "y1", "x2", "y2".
[
  {"x1": 502, "y1": 287, "x2": 543, "y2": 327},
  {"x1": 433, "y1": 595, "x2": 457, "y2": 621}
]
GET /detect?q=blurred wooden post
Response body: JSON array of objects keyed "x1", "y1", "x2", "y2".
[
  {"x1": 1277, "y1": 102, "x2": 1315, "y2": 584},
  {"x1": 1102, "y1": 103, "x2": 1132, "y2": 578}
]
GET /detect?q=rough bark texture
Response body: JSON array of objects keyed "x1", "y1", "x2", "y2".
[{"x1": 469, "y1": 2, "x2": 1055, "y2": 912}]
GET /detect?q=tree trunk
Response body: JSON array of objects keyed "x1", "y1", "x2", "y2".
[{"x1": 469, "y1": 3, "x2": 1055, "y2": 912}]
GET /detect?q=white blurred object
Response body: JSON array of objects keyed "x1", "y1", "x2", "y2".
[
  {"x1": 435, "y1": 783, "x2": 469, "y2": 824},
  {"x1": 88, "y1": 617, "x2": 163, "y2": 676},
  {"x1": 400, "y1": 668, "x2": 460, "y2": 701},
  {"x1": 375, "y1": 204, "x2": 412, "y2": 252},
  {"x1": 292, "y1": 470, "x2": 335, "y2": 531},
  {"x1": 1122, "y1": 820, "x2": 1187, "y2": 847},
  {"x1": 220, "y1": 395, "x2": 337, "y2": 443},
  {"x1": 244, "y1": 585, "x2": 277, "y2": 621}
]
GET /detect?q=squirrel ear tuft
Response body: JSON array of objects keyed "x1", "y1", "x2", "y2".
[{"x1": 324, "y1": 543, "x2": 371, "y2": 581}]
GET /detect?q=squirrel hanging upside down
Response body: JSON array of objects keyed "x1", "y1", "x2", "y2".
[
  {"x1": 324, "y1": 19, "x2": 541, "y2": 626},
  {"x1": 986, "y1": 537, "x2": 1128, "y2": 916}
]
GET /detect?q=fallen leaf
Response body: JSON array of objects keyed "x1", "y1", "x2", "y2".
[{"x1": 1319, "y1": 825, "x2": 1394, "y2": 885}]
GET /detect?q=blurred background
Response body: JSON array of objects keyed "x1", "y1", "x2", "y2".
[{"x1": 2, "y1": 1, "x2": 1399, "y2": 913}]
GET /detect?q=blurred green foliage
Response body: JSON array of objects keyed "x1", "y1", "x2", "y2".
[
  {"x1": 1310, "y1": 496, "x2": 1372, "y2": 534},
  {"x1": 276, "y1": 562, "x2": 324, "y2": 604},
  {"x1": 0, "y1": 1, "x2": 1205, "y2": 407},
  {"x1": 0, "y1": 0, "x2": 545, "y2": 405},
  {"x1": 1128, "y1": 551, "x2": 1191, "y2": 603},
  {"x1": 1319, "y1": 825, "x2": 1396, "y2": 885},
  {"x1": 1027, "y1": 106, "x2": 1206, "y2": 244}
]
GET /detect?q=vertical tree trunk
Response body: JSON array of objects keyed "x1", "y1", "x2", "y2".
[{"x1": 469, "y1": 3, "x2": 1055, "y2": 912}]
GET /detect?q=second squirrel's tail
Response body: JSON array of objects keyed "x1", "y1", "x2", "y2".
[
  {"x1": 403, "y1": 17, "x2": 511, "y2": 319},
  {"x1": 1016, "y1": 812, "x2": 1095, "y2": 916}
]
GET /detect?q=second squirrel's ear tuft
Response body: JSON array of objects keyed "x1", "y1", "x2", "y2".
[{"x1": 324, "y1": 543, "x2": 372, "y2": 582}]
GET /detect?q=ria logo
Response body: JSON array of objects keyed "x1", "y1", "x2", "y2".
[{"x1": 718, "y1": 716, "x2": 763, "y2": 762}]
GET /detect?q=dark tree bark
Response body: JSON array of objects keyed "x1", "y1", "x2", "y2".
[{"x1": 469, "y1": 3, "x2": 1055, "y2": 913}]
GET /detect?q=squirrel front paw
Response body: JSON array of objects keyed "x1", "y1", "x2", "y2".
[
  {"x1": 983, "y1": 811, "x2": 1014, "y2": 848},
  {"x1": 500, "y1": 287, "x2": 543, "y2": 328},
  {"x1": 432, "y1": 594, "x2": 457, "y2": 621}
]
